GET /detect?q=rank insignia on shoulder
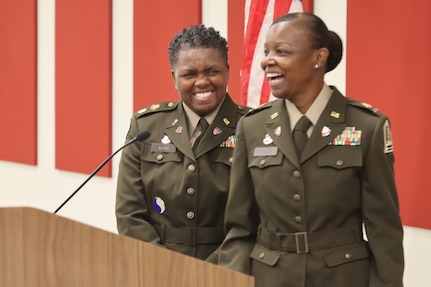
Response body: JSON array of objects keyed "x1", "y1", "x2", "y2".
[
  {"x1": 383, "y1": 120, "x2": 394, "y2": 153},
  {"x1": 329, "y1": 127, "x2": 362, "y2": 146},
  {"x1": 220, "y1": 135, "x2": 236, "y2": 148}
]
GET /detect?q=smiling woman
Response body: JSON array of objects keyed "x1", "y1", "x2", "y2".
[
  {"x1": 217, "y1": 12, "x2": 404, "y2": 287},
  {"x1": 115, "y1": 24, "x2": 251, "y2": 261}
]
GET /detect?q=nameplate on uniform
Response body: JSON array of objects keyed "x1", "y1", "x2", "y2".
[
  {"x1": 151, "y1": 143, "x2": 176, "y2": 153},
  {"x1": 253, "y1": 146, "x2": 278, "y2": 157}
]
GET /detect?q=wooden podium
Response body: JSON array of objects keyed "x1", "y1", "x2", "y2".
[{"x1": 0, "y1": 207, "x2": 254, "y2": 287}]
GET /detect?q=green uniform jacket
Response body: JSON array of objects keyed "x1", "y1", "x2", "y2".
[
  {"x1": 218, "y1": 87, "x2": 404, "y2": 287},
  {"x1": 116, "y1": 94, "x2": 250, "y2": 260}
]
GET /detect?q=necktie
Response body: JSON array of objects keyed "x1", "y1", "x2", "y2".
[
  {"x1": 192, "y1": 118, "x2": 209, "y2": 153},
  {"x1": 293, "y1": 116, "x2": 312, "y2": 157}
]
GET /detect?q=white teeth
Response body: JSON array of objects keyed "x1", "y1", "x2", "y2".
[
  {"x1": 195, "y1": 91, "x2": 212, "y2": 98},
  {"x1": 266, "y1": 72, "x2": 282, "y2": 79}
]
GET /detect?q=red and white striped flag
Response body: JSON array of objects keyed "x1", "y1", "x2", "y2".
[{"x1": 241, "y1": 0, "x2": 303, "y2": 108}]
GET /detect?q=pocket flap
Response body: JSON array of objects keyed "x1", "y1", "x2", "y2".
[
  {"x1": 323, "y1": 244, "x2": 370, "y2": 267},
  {"x1": 250, "y1": 243, "x2": 280, "y2": 266}
]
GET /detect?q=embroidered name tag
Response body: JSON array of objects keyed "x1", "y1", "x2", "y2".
[
  {"x1": 329, "y1": 127, "x2": 362, "y2": 146},
  {"x1": 220, "y1": 135, "x2": 236, "y2": 148},
  {"x1": 151, "y1": 143, "x2": 176, "y2": 153},
  {"x1": 253, "y1": 146, "x2": 278, "y2": 157}
]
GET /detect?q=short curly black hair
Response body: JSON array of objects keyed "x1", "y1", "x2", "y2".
[{"x1": 168, "y1": 24, "x2": 228, "y2": 68}]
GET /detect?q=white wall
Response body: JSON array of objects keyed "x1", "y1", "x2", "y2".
[{"x1": 0, "y1": 0, "x2": 429, "y2": 285}]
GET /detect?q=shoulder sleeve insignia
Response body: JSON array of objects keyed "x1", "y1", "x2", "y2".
[{"x1": 383, "y1": 120, "x2": 394, "y2": 153}]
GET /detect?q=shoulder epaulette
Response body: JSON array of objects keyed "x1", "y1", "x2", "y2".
[
  {"x1": 346, "y1": 98, "x2": 382, "y2": 117},
  {"x1": 244, "y1": 101, "x2": 274, "y2": 117},
  {"x1": 135, "y1": 101, "x2": 179, "y2": 118}
]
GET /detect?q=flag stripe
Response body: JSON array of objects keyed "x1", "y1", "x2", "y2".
[
  {"x1": 133, "y1": 0, "x2": 201, "y2": 111},
  {"x1": 55, "y1": 0, "x2": 112, "y2": 176},
  {"x1": 241, "y1": 0, "x2": 270, "y2": 107},
  {"x1": 0, "y1": 0, "x2": 37, "y2": 165}
]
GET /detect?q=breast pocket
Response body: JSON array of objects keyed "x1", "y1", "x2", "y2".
[
  {"x1": 209, "y1": 147, "x2": 234, "y2": 167},
  {"x1": 248, "y1": 148, "x2": 283, "y2": 169},
  {"x1": 318, "y1": 146, "x2": 362, "y2": 170}
]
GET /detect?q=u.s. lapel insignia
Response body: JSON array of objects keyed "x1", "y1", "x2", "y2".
[
  {"x1": 383, "y1": 120, "x2": 394, "y2": 153},
  {"x1": 330, "y1": 111, "x2": 340, "y2": 118},
  {"x1": 321, "y1": 126, "x2": 332, "y2": 137},
  {"x1": 213, "y1": 127, "x2": 223, "y2": 135},
  {"x1": 274, "y1": 126, "x2": 281, "y2": 136},
  {"x1": 263, "y1": 134, "x2": 273, "y2": 145},
  {"x1": 161, "y1": 135, "x2": 171, "y2": 144},
  {"x1": 223, "y1": 118, "x2": 230, "y2": 125},
  {"x1": 175, "y1": 125, "x2": 183, "y2": 134}
]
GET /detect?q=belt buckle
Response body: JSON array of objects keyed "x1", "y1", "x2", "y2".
[{"x1": 294, "y1": 232, "x2": 309, "y2": 253}]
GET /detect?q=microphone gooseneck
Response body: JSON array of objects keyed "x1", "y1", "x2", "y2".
[{"x1": 53, "y1": 129, "x2": 150, "y2": 214}]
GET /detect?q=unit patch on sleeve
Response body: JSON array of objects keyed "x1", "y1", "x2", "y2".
[{"x1": 383, "y1": 120, "x2": 394, "y2": 153}]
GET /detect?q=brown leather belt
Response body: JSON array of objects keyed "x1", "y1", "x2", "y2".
[
  {"x1": 258, "y1": 225, "x2": 362, "y2": 253},
  {"x1": 154, "y1": 224, "x2": 225, "y2": 247}
]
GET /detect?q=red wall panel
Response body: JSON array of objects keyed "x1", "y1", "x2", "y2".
[
  {"x1": 133, "y1": 0, "x2": 201, "y2": 111},
  {"x1": 0, "y1": 0, "x2": 37, "y2": 165},
  {"x1": 55, "y1": 0, "x2": 112, "y2": 176},
  {"x1": 227, "y1": 0, "x2": 246, "y2": 105},
  {"x1": 347, "y1": 0, "x2": 431, "y2": 229}
]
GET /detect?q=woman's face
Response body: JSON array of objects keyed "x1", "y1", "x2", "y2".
[
  {"x1": 261, "y1": 19, "x2": 319, "y2": 100},
  {"x1": 172, "y1": 48, "x2": 229, "y2": 117}
]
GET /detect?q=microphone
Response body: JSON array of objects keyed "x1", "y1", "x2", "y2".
[{"x1": 54, "y1": 129, "x2": 151, "y2": 214}]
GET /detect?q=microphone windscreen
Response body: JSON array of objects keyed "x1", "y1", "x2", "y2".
[{"x1": 136, "y1": 129, "x2": 151, "y2": 142}]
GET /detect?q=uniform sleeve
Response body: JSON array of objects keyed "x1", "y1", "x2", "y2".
[
  {"x1": 115, "y1": 115, "x2": 162, "y2": 246},
  {"x1": 218, "y1": 116, "x2": 260, "y2": 274},
  {"x1": 361, "y1": 116, "x2": 404, "y2": 286}
]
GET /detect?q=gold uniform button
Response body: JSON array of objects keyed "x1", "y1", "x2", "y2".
[
  {"x1": 293, "y1": 170, "x2": 301, "y2": 178},
  {"x1": 156, "y1": 154, "x2": 163, "y2": 161},
  {"x1": 186, "y1": 211, "x2": 195, "y2": 219},
  {"x1": 168, "y1": 102, "x2": 175, "y2": 107},
  {"x1": 293, "y1": 194, "x2": 301, "y2": 201},
  {"x1": 259, "y1": 159, "x2": 266, "y2": 166},
  {"x1": 259, "y1": 252, "x2": 265, "y2": 259},
  {"x1": 294, "y1": 216, "x2": 303, "y2": 223},
  {"x1": 229, "y1": 157, "x2": 233, "y2": 164},
  {"x1": 186, "y1": 187, "x2": 195, "y2": 195},
  {"x1": 187, "y1": 164, "x2": 196, "y2": 172},
  {"x1": 345, "y1": 253, "x2": 353, "y2": 259},
  {"x1": 336, "y1": 160, "x2": 344, "y2": 166}
]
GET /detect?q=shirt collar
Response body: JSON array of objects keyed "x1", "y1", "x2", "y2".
[
  {"x1": 285, "y1": 83, "x2": 332, "y2": 131},
  {"x1": 182, "y1": 97, "x2": 225, "y2": 136}
]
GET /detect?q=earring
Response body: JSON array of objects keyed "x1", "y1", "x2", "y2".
[{"x1": 314, "y1": 64, "x2": 318, "y2": 69}]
